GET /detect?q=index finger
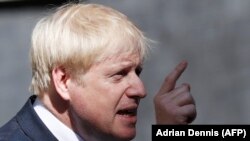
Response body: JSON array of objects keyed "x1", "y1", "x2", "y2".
[{"x1": 158, "y1": 60, "x2": 188, "y2": 95}]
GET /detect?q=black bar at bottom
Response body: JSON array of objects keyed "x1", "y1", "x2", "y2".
[{"x1": 152, "y1": 125, "x2": 250, "y2": 141}]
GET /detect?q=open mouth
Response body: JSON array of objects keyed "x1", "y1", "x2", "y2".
[{"x1": 117, "y1": 108, "x2": 137, "y2": 117}]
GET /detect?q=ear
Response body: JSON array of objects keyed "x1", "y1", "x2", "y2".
[{"x1": 52, "y1": 66, "x2": 71, "y2": 101}]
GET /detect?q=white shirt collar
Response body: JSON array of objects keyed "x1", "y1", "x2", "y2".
[{"x1": 33, "y1": 98, "x2": 84, "y2": 141}]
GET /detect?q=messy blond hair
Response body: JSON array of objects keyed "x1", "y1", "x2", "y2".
[{"x1": 30, "y1": 3, "x2": 150, "y2": 95}]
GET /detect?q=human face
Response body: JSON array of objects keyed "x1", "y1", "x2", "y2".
[{"x1": 67, "y1": 53, "x2": 146, "y2": 141}]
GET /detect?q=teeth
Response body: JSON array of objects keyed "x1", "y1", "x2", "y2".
[{"x1": 118, "y1": 109, "x2": 136, "y2": 116}]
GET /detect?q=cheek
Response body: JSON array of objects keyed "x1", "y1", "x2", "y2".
[
  {"x1": 69, "y1": 86, "x2": 103, "y2": 118},
  {"x1": 90, "y1": 80, "x2": 128, "y2": 106},
  {"x1": 70, "y1": 92, "x2": 110, "y2": 132},
  {"x1": 68, "y1": 77, "x2": 130, "y2": 125},
  {"x1": 68, "y1": 84, "x2": 119, "y2": 128}
]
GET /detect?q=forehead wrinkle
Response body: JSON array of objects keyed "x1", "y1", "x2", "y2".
[
  {"x1": 92, "y1": 53, "x2": 143, "y2": 69},
  {"x1": 109, "y1": 58, "x2": 141, "y2": 70},
  {"x1": 116, "y1": 53, "x2": 141, "y2": 64}
]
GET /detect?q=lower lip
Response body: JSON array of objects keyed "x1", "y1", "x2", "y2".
[{"x1": 117, "y1": 114, "x2": 137, "y2": 123}]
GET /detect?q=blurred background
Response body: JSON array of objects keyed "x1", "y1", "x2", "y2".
[{"x1": 1, "y1": 0, "x2": 250, "y2": 140}]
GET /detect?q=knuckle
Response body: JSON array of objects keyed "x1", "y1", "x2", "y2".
[
  {"x1": 182, "y1": 83, "x2": 190, "y2": 91},
  {"x1": 176, "y1": 116, "x2": 189, "y2": 124}
]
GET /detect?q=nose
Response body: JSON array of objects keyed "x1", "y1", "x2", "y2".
[{"x1": 126, "y1": 73, "x2": 146, "y2": 98}]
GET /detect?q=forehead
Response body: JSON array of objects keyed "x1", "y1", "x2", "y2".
[{"x1": 94, "y1": 53, "x2": 142, "y2": 68}]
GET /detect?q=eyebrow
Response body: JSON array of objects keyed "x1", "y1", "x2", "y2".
[
  {"x1": 117, "y1": 60, "x2": 142, "y2": 68},
  {"x1": 105, "y1": 61, "x2": 141, "y2": 73}
]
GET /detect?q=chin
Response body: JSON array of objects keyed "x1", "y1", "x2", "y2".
[
  {"x1": 113, "y1": 135, "x2": 136, "y2": 141},
  {"x1": 114, "y1": 128, "x2": 136, "y2": 141}
]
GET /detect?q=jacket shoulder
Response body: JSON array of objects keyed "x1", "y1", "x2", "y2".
[{"x1": 0, "y1": 117, "x2": 31, "y2": 141}]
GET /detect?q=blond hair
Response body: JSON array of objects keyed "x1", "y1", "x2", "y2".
[{"x1": 30, "y1": 3, "x2": 150, "y2": 95}]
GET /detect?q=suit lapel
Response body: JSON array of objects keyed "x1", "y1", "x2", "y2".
[{"x1": 16, "y1": 95, "x2": 58, "y2": 141}]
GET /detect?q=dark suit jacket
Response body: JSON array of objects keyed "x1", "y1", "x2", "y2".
[{"x1": 0, "y1": 95, "x2": 58, "y2": 141}]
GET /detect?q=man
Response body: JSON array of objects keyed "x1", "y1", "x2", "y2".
[{"x1": 0, "y1": 3, "x2": 196, "y2": 141}]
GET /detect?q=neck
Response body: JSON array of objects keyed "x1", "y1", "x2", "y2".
[{"x1": 38, "y1": 92, "x2": 73, "y2": 130}]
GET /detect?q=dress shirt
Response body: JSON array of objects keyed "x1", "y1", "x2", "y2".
[{"x1": 33, "y1": 98, "x2": 84, "y2": 141}]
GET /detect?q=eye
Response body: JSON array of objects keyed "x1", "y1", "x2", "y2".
[
  {"x1": 116, "y1": 69, "x2": 128, "y2": 76},
  {"x1": 111, "y1": 69, "x2": 128, "y2": 81},
  {"x1": 135, "y1": 66, "x2": 143, "y2": 76}
]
